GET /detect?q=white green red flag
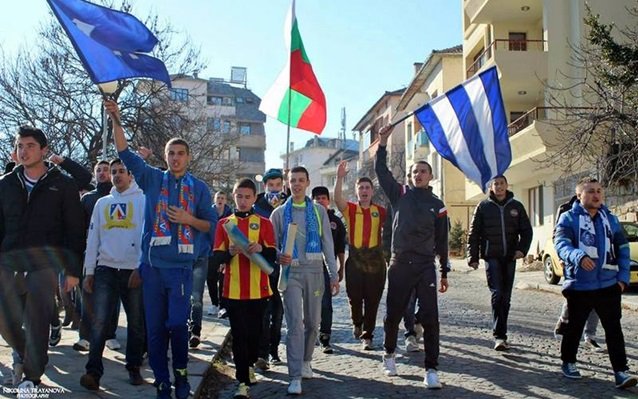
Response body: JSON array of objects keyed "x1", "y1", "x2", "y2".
[{"x1": 259, "y1": 0, "x2": 326, "y2": 135}]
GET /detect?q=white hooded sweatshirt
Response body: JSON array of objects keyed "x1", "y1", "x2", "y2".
[{"x1": 84, "y1": 181, "x2": 146, "y2": 275}]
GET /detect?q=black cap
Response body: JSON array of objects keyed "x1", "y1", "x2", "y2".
[
  {"x1": 311, "y1": 186, "x2": 330, "y2": 199},
  {"x1": 263, "y1": 168, "x2": 283, "y2": 182}
]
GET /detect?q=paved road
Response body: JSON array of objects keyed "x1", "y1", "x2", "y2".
[{"x1": 217, "y1": 259, "x2": 638, "y2": 399}]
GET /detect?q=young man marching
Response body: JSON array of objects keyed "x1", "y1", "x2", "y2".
[
  {"x1": 270, "y1": 166, "x2": 339, "y2": 395},
  {"x1": 105, "y1": 100, "x2": 214, "y2": 399},
  {"x1": 213, "y1": 178, "x2": 277, "y2": 399},
  {"x1": 375, "y1": 125, "x2": 449, "y2": 389},
  {"x1": 334, "y1": 160, "x2": 386, "y2": 350},
  {"x1": 80, "y1": 159, "x2": 146, "y2": 391}
]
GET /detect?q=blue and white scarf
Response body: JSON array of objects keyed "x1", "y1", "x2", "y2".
[
  {"x1": 578, "y1": 209, "x2": 616, "y2": 271},
  {"x1": 282, "y1": 196, "x2": 322, "y2": 263}
]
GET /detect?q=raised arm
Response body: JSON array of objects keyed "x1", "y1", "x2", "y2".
[
  {"x1": 104, "y1": 99, "x2": 127, "y2": 152},
  {"x1": 333, "y1": 160, "x2": 348, "y2": 212},
  {"x1": 374, "y1": 126, "x2": 402, "y2": 204}
]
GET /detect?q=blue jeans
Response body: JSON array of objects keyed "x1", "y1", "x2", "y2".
[
  {"x1": 86, "y1": 267, "x2": 144, "y2": 377},
  {"x1": 485, "y1": 258, "x2": 516, "y2": 340},
  {"x1": 320, "y1": 268, "x2": 332, "y2": 338},
  {"x1": 190, "y1": 257, "x2": 208, "y2": 336},
  {"x1": 140, "y1": 263, "x2": 193, "y2": 386}
]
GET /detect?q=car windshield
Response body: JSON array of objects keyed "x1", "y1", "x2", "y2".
[{"x1": 622, "y1": 222, "x2": 638, "y2": 242}]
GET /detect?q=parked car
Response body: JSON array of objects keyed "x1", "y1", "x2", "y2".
[{"x1": 543, "y1": 221, "x2": 638, "y2": 286}]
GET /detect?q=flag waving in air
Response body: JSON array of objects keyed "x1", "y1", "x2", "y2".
[
  {"x1": 47, "y1": 0, "x2": 171, "y2": 86},
  {"x1": 259, "y1": 0, "x2": 326, "y2": 134},
  {"x1": 415, "y1": 66, "x2": 511, "y2": 192}
]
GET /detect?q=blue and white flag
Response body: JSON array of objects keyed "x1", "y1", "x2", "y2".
[
  {"x1": 47, "y1": 0, "x2": 171, "y2": 86},
  {"x1": 415, "y1": 66, "x2": 510, "y2": 192}
]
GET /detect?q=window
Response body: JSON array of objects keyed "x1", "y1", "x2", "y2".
[
  {"x1": 169, "y1": 88, "x2": 188, "y2": 102},
  {"x1": 222, "y1": 97, "x2": 233, "y2": 106},
  {"x1": 239, "y1": 123, "x2": 251, "y2": 135},
  {"x1": 207, "y1": 118, "x2": 221, "y2": 132},
  {"x1": 528, "y1": 185, "x2": 544, "y2": 226},
  {"x1": 509, "y1": 32, "x2": 527, "y2": 51},
  {"x1": 208, "y1": 96, "x2": 223, "y2": 105},
  {"x1": 235, "y1": 97, "x2": 245, "y2": 104},
  {"x1": 221, "y1": 120, "x2": 231, "y2": 134},
  {"x1": 239, "y1": 147, "x2": 264, "y2": 162}
]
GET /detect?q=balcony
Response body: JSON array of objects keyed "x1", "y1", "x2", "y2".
[
  {"x1": 467, "y1": 39, "x2": 546, "y2": 77},
  {"x1": 507, "y1": 107, "x2": 593, "y2": 136},
  {"x1": 465, "y1": 0, "x2": 542, "y2": 25}
]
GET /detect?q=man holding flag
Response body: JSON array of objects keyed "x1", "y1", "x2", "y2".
[{"x1": 105, "y1": 99, "x2": 214, "y2": 399}]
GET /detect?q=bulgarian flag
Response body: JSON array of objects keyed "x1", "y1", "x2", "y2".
[{"x1": 259, "y1": 0, "x2": 326, "y2": 135}]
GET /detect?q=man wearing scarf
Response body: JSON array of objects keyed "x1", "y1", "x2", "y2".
[
  {"x1": 554, "y1": 177, "x2": 636, "y2": 389},
  {"x1": 269, "y1": 166, "x2": 339, "y2": 396},
  {"x1": 105, "y1": 100, "x2": 214, "y2": 399}
]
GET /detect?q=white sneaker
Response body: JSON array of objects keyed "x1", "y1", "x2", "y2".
[
  {"x1": 382, "y1": 353, "x2": 398, "y2": 376},
  {"x1": 17, "y1": 380, "x2": 35, "y2": 399},
  {"x1": 105, "y1": 338, "x2": 121, "y2": 350},
  {"x1": 72, "y1": 339, "x2": 90, "y2": 352},
  {"x1": 301, "y1": 361, "x2": 313, "y2": 379},
  {"x1": 424, "y1": 369, "x2": 442, "y2": 389},
  {"x1": 414, "y1": 323, "x2": 424, "y2": 342},
  {"x1": 494, "y1": 339, "x2": 509, "y2": 351},
  {"x1": 361, "y1": 338, "x2": 374, "y2": 350},
  {"x1": 12, "y1": 363, "x2": 23, "y2": 385},
  {"x1": 405, "y1": 335, "x2": 420, "y2": 352},
  {"x1": 287, "y1": 378, "x2": 302, "y2": 395}
]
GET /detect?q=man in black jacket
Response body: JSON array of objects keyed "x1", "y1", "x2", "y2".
[
  {"x1": 467, "y1": 175, "x2": 533, "y2": 351},
  {"x1": 0, "y1": 126, "x2": 84, "y2": 392},
  {"x1": 375, "y1": 126, "x2": 449, "y2": 390}
]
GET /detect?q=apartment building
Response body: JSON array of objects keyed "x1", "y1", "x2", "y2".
[
  {"x1": 281, "y1": 136, "x2": 359, "y2": 189},
  {"x1": 170, "y1": 73, "x2": 266, "y2": 188},
  {"x1": 353, "y1": 89, "x2": 407, "y2": 196},
  {"x1": 462, "y1": 0, "x2": 635, "y2": 254}
]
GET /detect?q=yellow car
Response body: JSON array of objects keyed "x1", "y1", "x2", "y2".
[{"x1": 543, "y1": 222, "x2": 638, "y2": 286}]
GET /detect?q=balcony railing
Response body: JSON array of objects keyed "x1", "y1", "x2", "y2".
[
  {"x1": 467, "y1": 39, "x2": 547, "y2": 77},
  {"x1": 507, "y1": 107, "x2": 593, "y2": 136}
]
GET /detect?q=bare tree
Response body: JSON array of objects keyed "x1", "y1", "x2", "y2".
[
  {"x1": 543, "y1": 3, "x2": 638, "y2": 192},
  {"x1": 0, "y1": 0, "x2": 239, "y2": 188}
]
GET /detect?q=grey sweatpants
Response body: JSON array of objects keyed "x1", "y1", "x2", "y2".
[{"x1": 282, "y1": 271, "x2": 324, "y2": 378}]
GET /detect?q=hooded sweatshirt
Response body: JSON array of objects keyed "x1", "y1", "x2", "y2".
[{"x1": 84, "y1": 181, "x2": 146, "y2": 275}]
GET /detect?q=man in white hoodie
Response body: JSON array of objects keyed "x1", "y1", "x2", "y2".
[{"x1": 79, "y1": 158, "x2": 146, "y2": 391}]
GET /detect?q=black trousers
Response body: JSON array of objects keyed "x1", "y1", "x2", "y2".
[
  {"x1": 345, "y1": 247, "x2": 386, "y2": 340},
  {"x1": 383, "y1": 260, "x2": 439, "y2": 370},
  {"x1": 561, "y1": 284, "x2": 628, "y2": 372},
  {"x1": 226, "y1": 298, "x2": 269, "y2": 384}
]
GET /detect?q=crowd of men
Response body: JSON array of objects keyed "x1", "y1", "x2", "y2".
[{"x1": 0, "y1": 106, "x2": 636, "y2": 399}]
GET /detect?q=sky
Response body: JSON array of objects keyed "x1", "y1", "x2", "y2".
[{"x1": 0, "y1": 0, "x2": 462, "y2": 170}]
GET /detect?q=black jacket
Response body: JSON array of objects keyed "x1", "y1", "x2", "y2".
[
  {"x1": 467, "y1": 190, "x2": 533, "y2": 264},
  {"x1": 375, "y1": 146, "x2": 449, "y2": 275},
  {"x1": 0, "y1": 165, "x2": 85, "y2": 276},
  {"x1": 327, "y1": 209, "x2": 346, "y2": 258},
  {"x1": 80, "y1": 181, "x2": 113, "y2": 228}
]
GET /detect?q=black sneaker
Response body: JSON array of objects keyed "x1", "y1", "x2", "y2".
[
  {"x1": 321, "y1": 342, "x2": 333, "y2": 354},
  {"x1": 189, "y1": 335, "x2": 201, "y2": 348},
  {"x1": 353, "y1": 325, "x2": 362, "y2": 340},
  {"x1": 270, "y1": 354, "x2": 282, "y2": 365},
  {"x1": 49, "y1": 325, "x2": 62, "y2": 347},
  {"x1": 156, "y1": 382, "x2": 172, "y2": 399},
  {"x1": 128, "y1": 367, "x2": 144, "y2": 386},
  {"x1": 584, "y1": 338, "x2": 605, "y2": 353},
  {"x1": 174, "y1": 368, "x2": 190, "y2": 399},
  {"x1": 80, "y1": 373, "x2": 100, "y2": 391}
]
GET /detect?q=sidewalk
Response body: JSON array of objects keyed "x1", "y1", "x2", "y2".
[
  {"x1": 0, "y1": 300, "x2": 230, "y2": 398},
  {"x1": 514, "y1": 270, "x2": 638, "y2": 311}
]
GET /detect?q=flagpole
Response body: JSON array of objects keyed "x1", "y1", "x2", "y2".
[{"x1": 285, "y1": 90, "x2": 292, "y2": 170}]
